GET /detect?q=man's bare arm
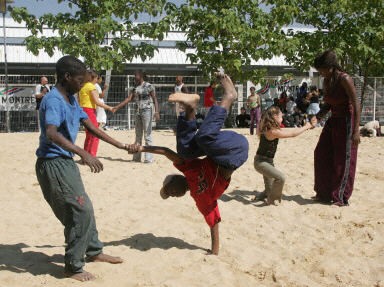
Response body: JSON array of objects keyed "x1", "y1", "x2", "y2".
[
  {"x1": 82, "y1": 119, "x2": 125, "y2": 149},
  {"x1": 210, "y1": 223, "x2": 219, "y2": 255},
  {"x1": 46, "y1": 124, "x2": 103, "y2": 173}
]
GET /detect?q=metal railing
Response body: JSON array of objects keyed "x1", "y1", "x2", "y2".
[{"x1": 1, "y1": 74, "x2": 383, "y2": 132}]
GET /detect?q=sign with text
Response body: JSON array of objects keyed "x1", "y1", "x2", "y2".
[{"x1": 0, "y1": 86, "x2": 36, "y2": 111}]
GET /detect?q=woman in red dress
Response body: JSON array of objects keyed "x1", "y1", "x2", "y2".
[{"x1": 313, "y1": 50, "x2": 360, "y2": 206}]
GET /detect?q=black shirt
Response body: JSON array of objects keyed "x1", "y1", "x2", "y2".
[
  {"x1": 256, "y1": 134, "x2": 279, "y2": 158},
  {"x1": 236, "y1": 114, "x2": 250, "y2": 128}
]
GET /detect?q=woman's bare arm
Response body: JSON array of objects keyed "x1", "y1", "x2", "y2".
[
  {"x1": 91, "y1": 90, "x2": 113, "y2": 111},
  {"x1": 114, "y1": 92, "x2": 134, "y2": 111},
  {"x1": 341, "y1": 75, "x2": 360, "y2": 145},
  {"x1": 266, "y1": 122, "x2": 313, "y2": 140}
]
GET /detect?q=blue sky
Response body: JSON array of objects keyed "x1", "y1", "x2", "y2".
[
  {"x1": 8, "y1": 0, "x2": 305, "y2": 27},
  {"x1": 9, "y1": 0, "x2": 184, "y2": 18},
  {"x1": 10, "y1": 0, "x2": 75, "y2": 16}
]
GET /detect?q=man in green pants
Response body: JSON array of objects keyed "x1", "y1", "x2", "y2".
[{"x1": 36, "y1": 55, "x2": 126, "y2": 282}]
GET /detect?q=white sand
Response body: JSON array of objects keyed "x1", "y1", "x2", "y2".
[{"x1": 0, "y1": 129, "x2": 383, "y2": 287}]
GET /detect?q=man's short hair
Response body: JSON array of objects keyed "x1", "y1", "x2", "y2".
[{"x1": 56, "y1": 56, "x2": 86, "y2": 81}]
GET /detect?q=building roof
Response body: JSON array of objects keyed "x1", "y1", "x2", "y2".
[{"x1": 1, "y1": 17, "x2": 308, "y2": 67}]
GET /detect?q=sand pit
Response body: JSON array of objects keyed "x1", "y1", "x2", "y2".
[{"x1": 0, "y1": 129, "x2": 383, "y2": 286}]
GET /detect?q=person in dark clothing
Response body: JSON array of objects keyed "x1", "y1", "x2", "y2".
[{"x1": 236, "y1": 107, "x2": 251, "y2": 128}]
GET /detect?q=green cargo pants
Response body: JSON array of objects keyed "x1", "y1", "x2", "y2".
[{"x1": 36, "y1": 157, "x2": 103, "y2": 273}]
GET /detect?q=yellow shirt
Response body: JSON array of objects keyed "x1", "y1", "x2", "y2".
[{"x1": 79, "y1": 82, "x2": 97, "y2": 109}]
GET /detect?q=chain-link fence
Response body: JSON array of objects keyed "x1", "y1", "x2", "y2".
[
  {"x1": 353, "y1": 77, "x2": 384, "y2": 124},
  {"x1": 0, "y1": 74, "x2": 383, "y2": 132}
]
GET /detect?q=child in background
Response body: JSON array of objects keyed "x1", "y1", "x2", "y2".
[
  {"x1": 79, "y1": 70, "x2": 114, "y2": 157},
  {"x1": 95, "y1": 75, "x2": 109, "y2": 128},
  {"x1": 253, "y1": 106, "x2": 315, "y2": 204},
  {"x1": 128, "y1": 73, "x2": 248, "y2": 255}
]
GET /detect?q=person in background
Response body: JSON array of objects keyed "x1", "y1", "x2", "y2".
[
  {"x1": 236, "y1": 107, "x2": 251, "y2": 128},
  {"x1": 203, "y1": 80, "x2": 217, "y2": 114},
  {"x1": 296, "y1": 82, "x2": 308, "y2": 112},
  {"x1": 306, "y1": 86, "x2": 320, "y2": 116},
  {"x1": 35, "y1": 76, "x2": 50, "y2": 131},
  {"x1": 278, "y1": 91, "x2": 288, "y2": 113},
  {"x1": 174, "y1": 75, "x2": 189, "y2": 116},
  {"x1": 35, "y1": 76, "x2": 50, "y2": 110},
  {"x1": 247, "y1": 87, "x2": 261, "y2": 135},
  {"x1": 360, "y1": 120, "x2": 382, "y2": 137},
  {"x1": 79, "y1": 70, "x2": 114, "y2": 157},
  {"x1": 114, "y1": 70, "x2": 160, "y2": 163},
  {"x1": 95, "y1": 75, "x2": 109, "y2": 128},
  {"x1": 286, "y1": 96, "x2": 296, "y2": 116}
]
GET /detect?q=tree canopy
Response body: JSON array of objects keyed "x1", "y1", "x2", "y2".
[
  {"x1": 10, "y1": 0, "x2": 172, "y2": 70},
  {"x1": 10, "y1": 0, "x2": 384, "y2": 82},
  {"x1": 267, "y1": 0, "x2": 384, "y2": 77},
  {"x1": 166, "y1": 0, "x2": 287, "y2": 81}
]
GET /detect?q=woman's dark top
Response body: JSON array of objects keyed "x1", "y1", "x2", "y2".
[
  {"x1": 256, "y1": 133, "x2": 279, "y2": 159},
  {"x1": 324, "y1": 72, "x2": 353, "y2": 118}
]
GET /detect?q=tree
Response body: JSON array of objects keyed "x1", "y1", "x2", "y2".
[
  {"x1": 11, "y1": 1, "x2": 292, "y2": 83},
  {"x1": 10, "y1": 0, "x2": 172, "y2": 70},
  {"x1": 266, "y1": 0, "x2": 384, "y2": 108},
  {"x1": 167, "y1": 0, "x2": 288, "y2": 82}
]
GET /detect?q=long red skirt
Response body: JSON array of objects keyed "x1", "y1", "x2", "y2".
[{"x1": 314, "y1": 115, "x2": 358, "y2": 205}]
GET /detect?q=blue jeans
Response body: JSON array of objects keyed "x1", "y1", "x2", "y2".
[
  {"x1": 134, "y1": 108, "x2": 153, "y2": 162},
  {"x1": 177, "y1": 105, "x2": 249, "y2": 170}
]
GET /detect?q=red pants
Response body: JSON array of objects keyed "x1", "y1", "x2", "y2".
[
  {"x1": 314, "y1": 115, "x2": 358, "y2": 204},
  {"x1": 83, "y1": 108, "x2": 99, "y2": 157}
]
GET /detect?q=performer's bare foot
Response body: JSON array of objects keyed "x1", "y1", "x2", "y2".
[
  {"x1": 65, "y1": 270, "x2": 96, "y2": 282},
  {"x1": 266, "y1": 191, "x2": 282, "y2": 205},
  {"x1": 87, "y1": 253, "x2": 124, "y2": 264},
  {"x1": 217, "y1": 74, "x2": 237, "y2": 110},
  {"x1": 168, "y1": 93, "x2": 200, "y2": 110}
]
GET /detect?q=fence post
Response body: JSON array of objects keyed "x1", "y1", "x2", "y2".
[
  {"x1": 2, "y1": 11, "x2": 10, "y2": 132},
  {"x1": 104, "y1": 69, "x2": 112, "y2": 101},
  {"x1": 373, "y1": 78, "x2": 376, "y2": 122},
  {"x1": 128, "y1": 105, "x2": 131, "y2": 130}
]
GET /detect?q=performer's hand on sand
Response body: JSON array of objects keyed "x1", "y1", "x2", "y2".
[{"x1": 81, "y1": 153, "x2": 103, "y2": 173}]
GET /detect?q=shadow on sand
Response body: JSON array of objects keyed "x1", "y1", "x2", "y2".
[
  {"x1": 104, "y1": 233, "x2": 206, "y2": 252},
  {"x1": 0, "y1": 243, "x2": 64, "y2": 279},
  {"x1": 221, "y1": 189, "x2": 321, "y2": 206}
]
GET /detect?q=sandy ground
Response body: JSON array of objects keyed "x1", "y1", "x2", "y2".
[{"x1": 0, "y1": 129, "x2": 383, "y2": 287}]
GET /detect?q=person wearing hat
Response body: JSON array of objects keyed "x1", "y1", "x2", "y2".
[{"x1": 127, "y1": 73, "x2": 248, "y2": 255}]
